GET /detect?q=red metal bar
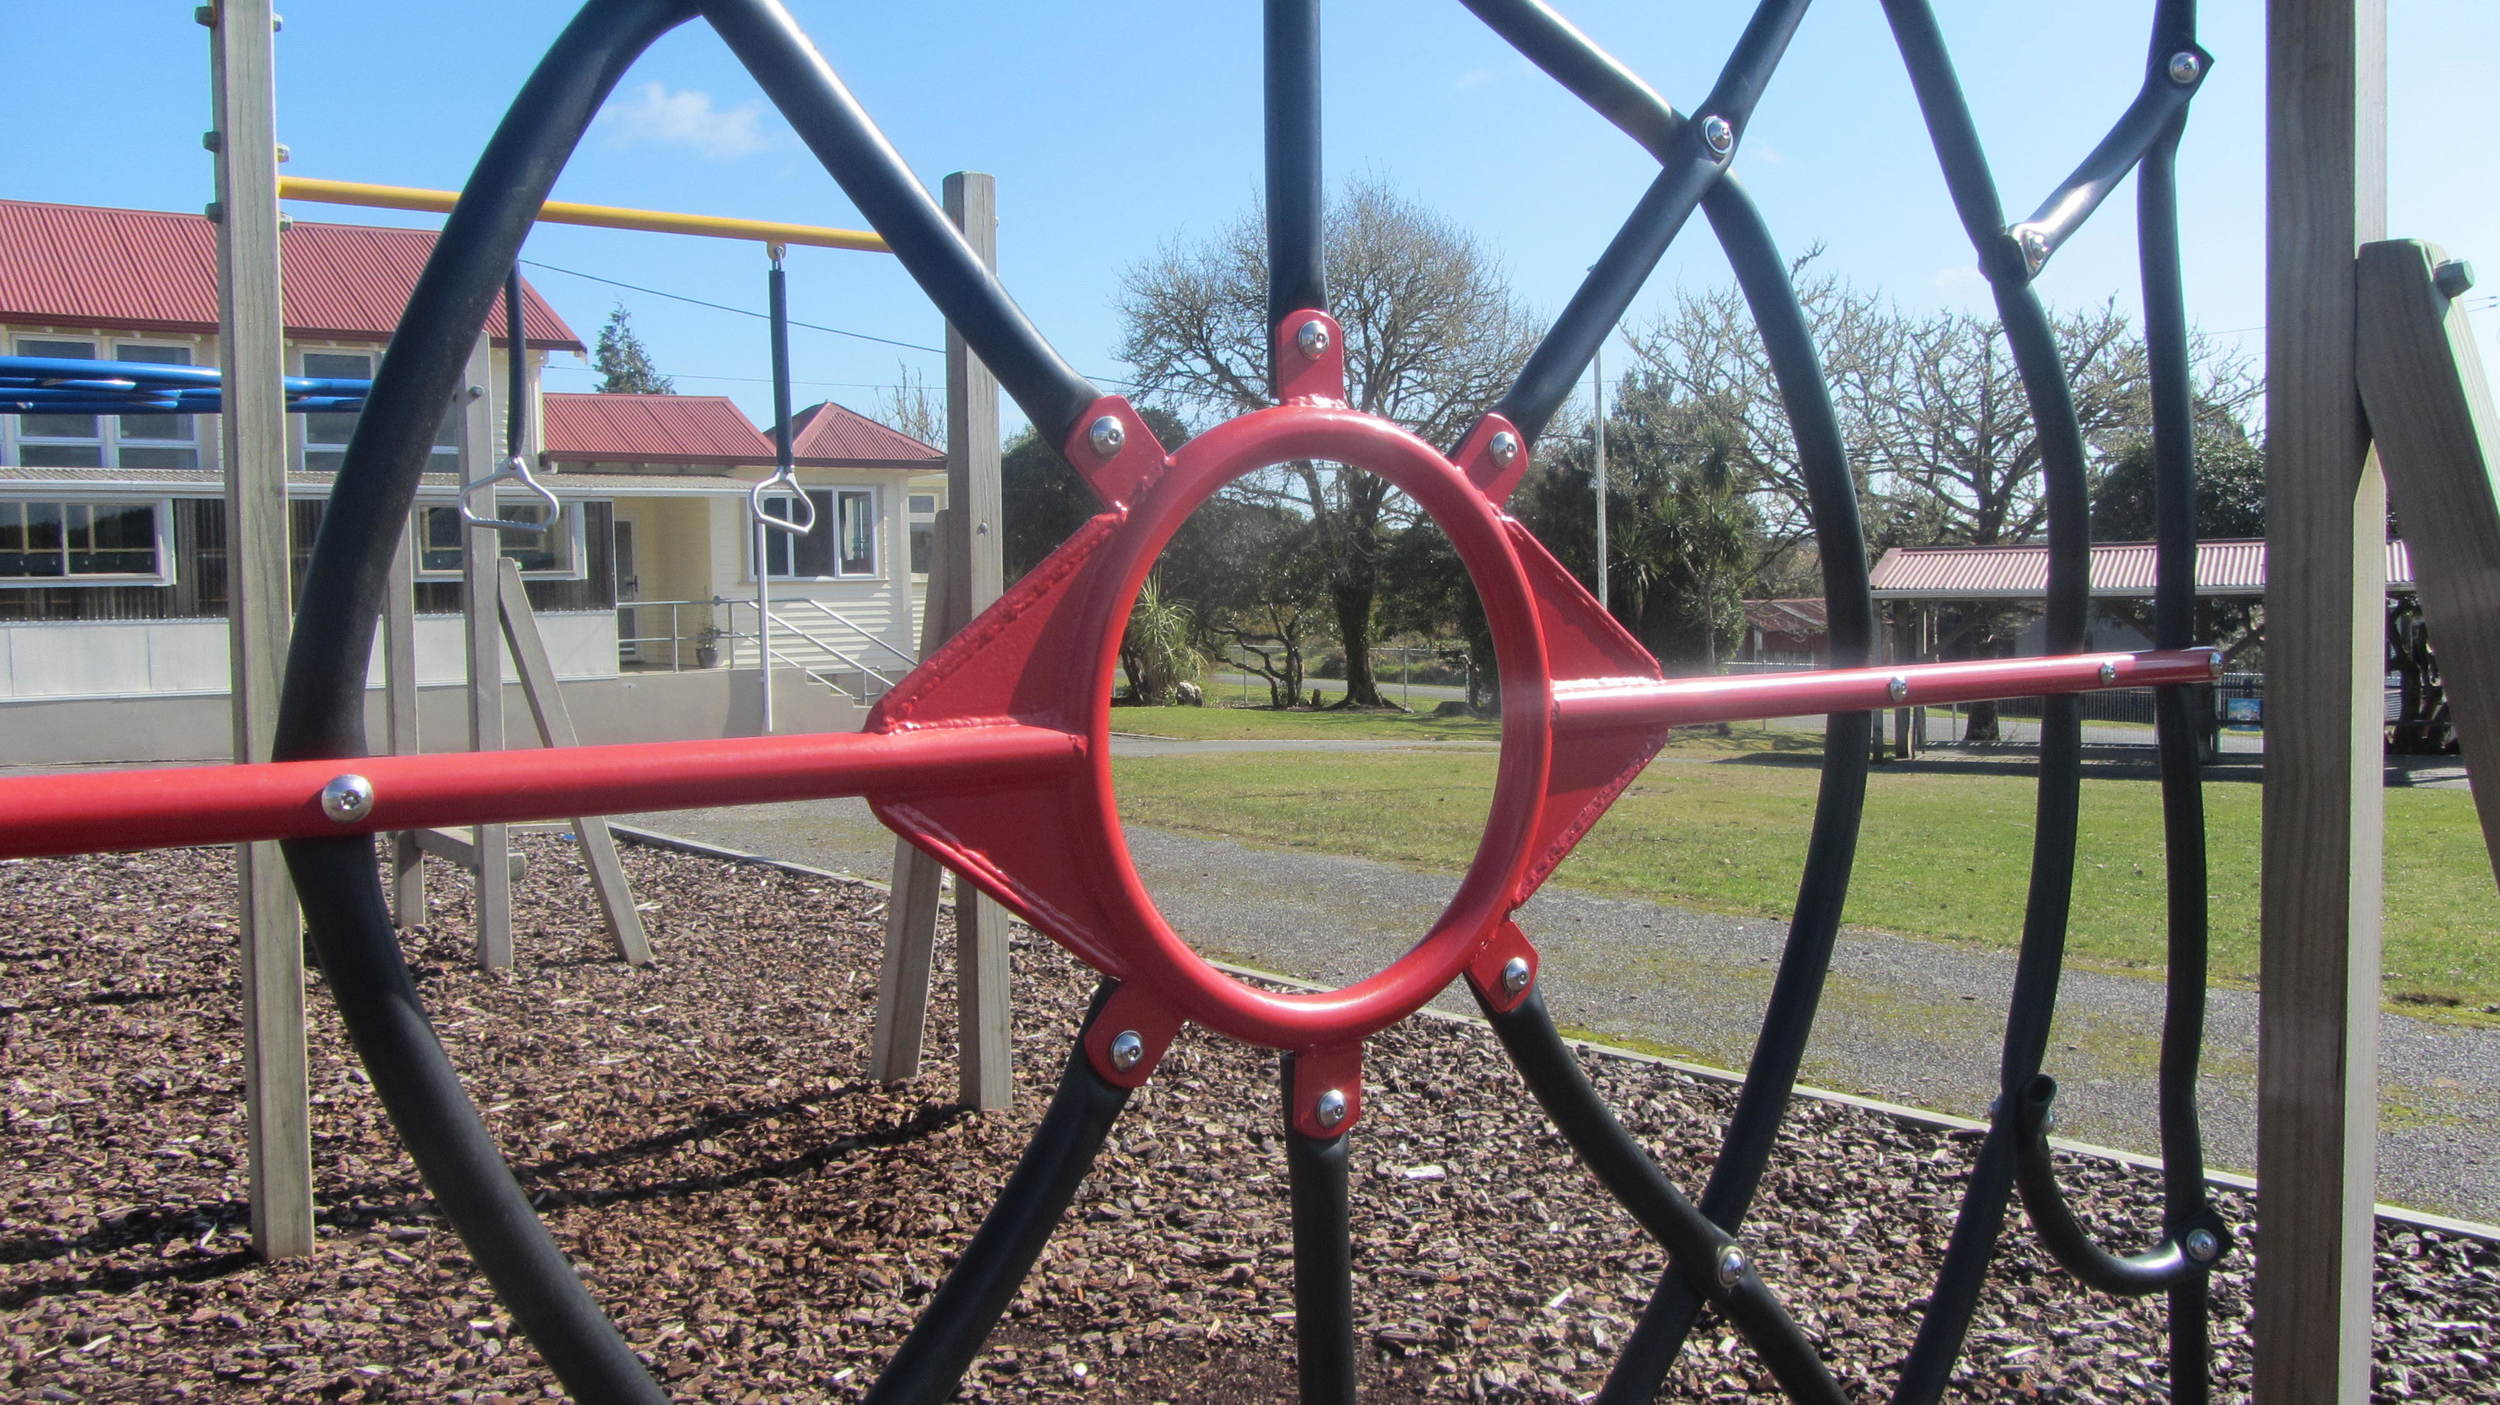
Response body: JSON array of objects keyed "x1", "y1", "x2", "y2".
[
  {"x1": 0, "y1": 723, "x2": 1083, "y2": 861},
  {"x1": 1553, "y1": 648, "x2": 2222, "y2": 735}
]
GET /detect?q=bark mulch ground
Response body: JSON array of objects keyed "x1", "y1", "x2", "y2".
[{"x1": 1, "y1": 839, "x2": 2492, "y2": 1402}]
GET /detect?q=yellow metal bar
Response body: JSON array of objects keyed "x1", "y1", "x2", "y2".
[{"x1": 277, "y1": 176, "x2": 891, "y2": 253}]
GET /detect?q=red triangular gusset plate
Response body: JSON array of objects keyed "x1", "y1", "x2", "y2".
[
  {"x1": 1505, "y1": 519, "x2": 1667, "y2": 898},
  {"x1": 864, "y1": 510, "x2": 1140, "y2": 981}
]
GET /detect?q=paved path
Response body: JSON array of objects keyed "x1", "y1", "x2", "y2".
[{"x1": 626, "y1": 738, "x2": 2500, "y2": 1224}]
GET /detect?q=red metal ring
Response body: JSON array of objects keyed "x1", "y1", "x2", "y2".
[{"x1": 1059, "y1": 404, "x2": 1553, "y2": 1052}]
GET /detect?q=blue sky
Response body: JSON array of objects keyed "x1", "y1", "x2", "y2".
[{"x1": 7, "y1": 3, "x2": 2496, "y2": 443}]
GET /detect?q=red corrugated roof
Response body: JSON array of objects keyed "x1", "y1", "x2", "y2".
[
  {"x1": 0, "y1": 198, "x2": 580, "y2": 350},
  {"x1": 782, "y1": 400, "x2": 942, "y2": 467},
  {"x1": 1741, "y1": 598, "x2": 1828, "y2": 635},
  {"x1": 1868, "y1": 538, "x2": 2415, "y2": 598},
  {"x1": 541, "y1": 392, "x2": 774, "y2": 466}
]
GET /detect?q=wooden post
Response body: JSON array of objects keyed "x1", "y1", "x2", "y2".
[
  {"x1": 868, "y1": 512, "x2": 955, "y2": 1084},
  {"x1": 495, "y1": 559, "x2": 653, "y2": 964},
  {"x1": 459, "y1": 336, "x2": 512, "y2": 968},
  {"x1": 944, "y1": 172, "x2": 1012, "y2": 1111},
  {"x1": 2355, "y1": 241, "x2": 2500, "y2": 883},
  {"x1": 2260, "y1": 3, "x2": 2385, "y2": 1401},
  {"x1": 384, "y1": 524, "x2": 423, "y2": 925},
  {"x1": 206, "y1": 0, "x2": 312, "y2": 1263}
]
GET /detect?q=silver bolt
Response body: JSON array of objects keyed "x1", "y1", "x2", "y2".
[
  {"x1": 2183, "y1": 1226, "x2": 2222, "y2": 1264},
  {"x1": 2206, "y1": 649, "x2": 2226, "y2": 677},
  {"x1": 1315, "y1": 1088, "x2": 1349, "y2": 1129},
  {"x1": 1295, "y1": 319, "x2": 1331, "y2": 359},
  {"x1": 1698, "y1": 114, "x2": 1735, "y2": 158},
  {"x1": 1500, "y1": 955, "x2": 1532, "y2": 995},
  {"x1": 1489, "y1": 430, "x2": 1521, "y2": 468},
  {"x1": 1108, "y1": 1030, "x2": 1145, "y2": 1072},
  {"x1": 1714, "y1": 1244, "x2": 1746, "y2": 1287},
  {"x1": 2098, "y1": 661, "x2": 2119, "y2": 685},
  {"x1": 2167, "y1": 51, "x2": 2203, "y2": 86},
  {"x1": 1087, "y1": 415, "x2": 1126, "y2": 459},
  {"x1": 2014, "y1": 225, "x2": 2052, "y2": 274},
  {"x1": 319, "y1": 774, "x2": 375, "y2": 824},
  {"x1": 1886, "y1": 676, "x2": 1909, "y2": 703}
]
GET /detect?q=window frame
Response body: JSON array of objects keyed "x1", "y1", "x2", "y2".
[
  {"x1": 298, "y1": 347, "x2": 460, "y2": 474},
  {"x1": 411, "y1": 499, "x2": 589, "y2": 582},
  {"x1": 757, "y1": 485, "x2": 881, "y2": 583},
  {"x1": 906, "y1": 489, "x2": 939, "y2": 578},
  {"x1": 0, "y1": 495, "x2": 176, "y2": 588},
  {"x1": 3, "y1": 336, "x2": 203, "y2": 470}
]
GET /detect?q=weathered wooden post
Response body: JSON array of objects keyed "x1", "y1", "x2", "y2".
[{"x1": 2259, "y1": 1, "x2": 2386, "y2": 1399}]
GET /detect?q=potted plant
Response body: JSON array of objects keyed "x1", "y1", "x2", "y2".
[{"x1": 693, "y1": 624, "x2": 724, "y2": 669}]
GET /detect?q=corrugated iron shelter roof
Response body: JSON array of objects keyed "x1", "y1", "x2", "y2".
[
  {"x1": 541, "y1": 392, "x2": 774, "y2": 467},
  {"x1": 782, "y1": 400, "x2": 943, "y2": 468},
  {"x1": 1742, "y1": 598, "x2": 1828, "y2": 635},
  {"x1": 1868, "y1": 538, "x2": 2415, "y2": 599},
  {"x1": 0, "y1": 198, "x2": 580, "y2": 351}
]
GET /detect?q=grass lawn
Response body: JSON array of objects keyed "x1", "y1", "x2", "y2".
[
  {"x1": 1108, "y1": 746, "x2": 2500, "y2": 1019},
  {"x1": 1110, "y1": 702, "x2": 1825, "y2": 757}
]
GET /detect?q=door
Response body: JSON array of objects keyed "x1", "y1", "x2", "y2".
[{"x1": 613, "y1": 519, "x2": 640, "y2": 666}]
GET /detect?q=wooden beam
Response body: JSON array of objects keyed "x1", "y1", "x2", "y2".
[
  {"x1": 496, "y1": 559, "x2": 653, "y2": 965},
  {"x1": 410, "y1": 827, "x2": 529, "y2": 882},
  {"x1": 384, "y1": 523, "x2": 423, "y2": 926},
  {"x1": 459, "y1": 336, "x2": 512, "y2": 968},
  {"x1": 943, "y1": 172, "x2": 1013, "y2": 1112},
  {"x1": 868, "y1": 512, "x2": 956, "y2": 1085},
  {"x1": 2355, "y1": 240, "x2": 2500, "y2": 884},
  {"x1": 2260, "y1": 2, "x2": 2386, "y2": 1400},
  {"x1": 206, "y1": 0, "x2": 311, "y2": 1263}
]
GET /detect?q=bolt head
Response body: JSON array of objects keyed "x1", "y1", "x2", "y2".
[
  {"x1": 1294, "y1": 318, "x2": 1331, "y2": 359},
  {"x1": 1489, "y1": 430, "x2": 1521, "y2": 468},
  {"x1": 1698, "y1": 114, "x2": 1735, "y2": 157},
  {"x1": 1714, "y1": 1244, "x2": 1746, "y2": 1287},
  {"x1": 2167, "y1": 50, "x2": 2203, "y2": 86},
  {"x1": 2014, "y1": 225, "x2": 2052, "y2": 274},
  {"x1": 1886, "y1": 676, "x2": 1909, "y2": 704},
  {"x1": 319, "y1": 774, "x2": 375, "y2": 824},
  {"x1": 1108, "y1": 1030, "x2": 1145, "y2": 1072},
  {"x1": 1500, "y1": 955, "x2": 1532, "y2": 995},
  {"x1": 2098, "y1": 661, "x2": 2119, "y2": 685},
  {"x1": 2183, "y1": 1226, "x2": 2222, "y2": 1264},
  {"x1": 1087, "y1": 414, "x2": 1126, "y2": 459},
  {"x1": 2205, "y1": 649, "x2": 2226, "y2": 677},
  {"x1": 2435, "y1": 259, "x2": 2478, "y2": 300},
  {"x1": 1315, "y1": 1088, "x2": 1349, "y2": 1129}
]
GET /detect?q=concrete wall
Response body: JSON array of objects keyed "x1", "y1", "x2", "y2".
[
  {"x1": 0, "y1": 665, "x2": 864, "y2": 767},
  {"x1": 0, "y1": 612, "x2": 619, "y2": 701}
]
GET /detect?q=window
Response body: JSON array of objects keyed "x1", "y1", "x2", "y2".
[
  {"x1": 907, "y1": 491, "x2": 939, "y2": 576},
  {"x1": 0, "y1": 499, "x2": 169, "y2": 584},
  {"x1": 6, "y1": 338, "x2": 199, "y2": 469},
  {"x1": 762, "y1": 487, "x2": 877, "y2": 580},
  {"x1": 302, "y1": 350, "x2": 459, "y2": 474},
  {"x1": 415, "y1": 501, "x2": 581, "y2": 578}
]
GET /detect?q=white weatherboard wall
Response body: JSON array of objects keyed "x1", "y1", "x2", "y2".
[{"x1": 0, "y1": 613, "x2": 618, "y2": 700}]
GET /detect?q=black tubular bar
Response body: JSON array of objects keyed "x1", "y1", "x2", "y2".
[
  {"x1": 694, "y1": 0, "x2": 1101, "y2": 448},
  {"x1": 864, "y1": 986, "x2": 1133, "y2": 1404},
  {"x1": 2005, "y1": 51, "x2": 2206, "y2": 279},
  {"x1": 768, "y1": 256, "x2": 794, "y2": 471},
  {"x1": 2010, "y1": 1077, "x2": 2224, "y2": 1297},
  {"x1": 1283, "y1": 1056, "x2": 1357, "y2": 1405},
  {"x1": 1602, "y1": 178, "x2": 1878, "y2": 1400},
  {"x1": 272, "y1": 7, "x2": 697, "y2": 1397},
  {"x1": 1480, "y1": 990, "x2": 1851, "y2": 1405},
  {"x1": 1486, "y1": 0, "x2": 1811, "y2": 444},
  {"x1": 504, "y1": 266, "x2": 527, "y2": 458},
  {"x1": 1265, "y1": 0, "x2": 1327, "y2": 373},
  {"x1": 1879, "y1": 4, "x2": 2104, "y2": 1398},
  {"x1": 1457, "y1": 0, "x2": 1679, "y2": 161}
]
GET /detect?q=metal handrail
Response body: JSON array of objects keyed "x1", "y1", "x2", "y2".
[
  {"x1": 750, "y1": 611, "x2": 904, "y2": 693},
  {"x1": 790, "y1": 596, "x2": 917, "y2": 670}
]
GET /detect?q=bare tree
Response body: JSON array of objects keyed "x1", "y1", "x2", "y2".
[
  {"x1": 877, "y1": 361, "x2": 944, "y2": 451},
  {"x1": 1115, "y1": 178, "x2": 1538, "y2": 707}
]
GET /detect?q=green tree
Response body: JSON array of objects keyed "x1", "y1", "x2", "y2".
[
  {"x1": 1001, "y1": 405, "x2": 1195, "y2": 581},
  {"x1": 592, "y1": 306, "x2": 674, "y2": 395},
  {"x1": 1119, "y1": 574, "x2": 1203, "y2": 706},
  {"x1": 1116, "y1": 178, "x2": 1536, "y2": 708},
  {"x1": 2089, "y1": 423, "x2": 2269, "y2": 661}
]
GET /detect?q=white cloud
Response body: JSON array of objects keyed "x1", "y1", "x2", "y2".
[
  {"x1": 1931, "y1": 263, "x2": 1983, "y2": 289},
  {"x1": 596, "y1": 82, "x2": 775, "y2": 159}
]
